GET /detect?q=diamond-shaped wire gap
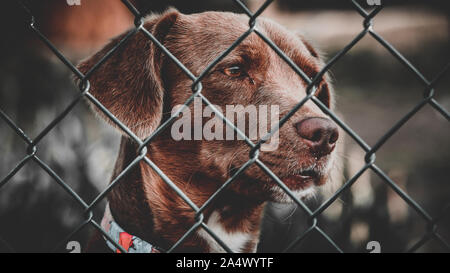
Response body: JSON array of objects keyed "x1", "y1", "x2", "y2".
[
  {"x1": 138, "y1": 91, "x2": 202, "y2": 148},
  {"x1": 60, "y1": 3, "x2": 174, "y2": 146},
  {"x1": 141, "y1": 154, "x2": 236, "y2": 253},
  {"x1": 366, "y1": 97, "x2": 436, "y2": 159},
  {"x1": 0, "y1": 159, "x2": 87, "y2": 252},
  {"x1": 80, "y1": 27, "x2": 139, "y2": 82},
  {"x1": 346, "y1": 167, "x2": 432, "y2": 252},
  {"x1": 0, "y1": 45, "x2": 81, "y2": 143},
  {"x1": 0, "y1": 3, "x2": 89, "y2": 170},
  {"x1": 367, "y1": 35, "x2": 429, "y2": 88},
  {"x1": 257, "y1": 202, "x2": 309, "y2": 252},
  {"x1": 83, "y1": 88, "x2": 207, "y2": 222},
  {"x1": 72, "y1": 27, "x2": 146, "y2": 145},
  {"x1": 2, "y1": 83, "x2": 87, "y2": 174},
  {"x1": 249, "y1": 25, "x2": 372, "y2": 153},
  {"x1": 321, "y1": 188, "x2": 369, "y2": 252},
  {"x1": 254, "y1": 159, "x2": 312, "y2": 215},
  {"x1": 252, "y1": 156, "x2": 331, "y2": 252},
  {"x1": 282, "y1": 199, "x2": 347, "y2": 253},
  {"x1": 84, "y1": 94, "x2": 216, "y2": 213},
  {"x1": 141, "y1": 156, "x2": 234, "y2": 251},
  {"x1": 328, "y1": 34, "x2": 433, "y2": 144},
  {"x1": 366, "y1": 102, "x2": 450, "y2": 215},
  {"x1": 79, "y1": 2, "x2": 198, "y2": 146},
  {"x1": 120, "y1": 0, "x2": 196, "y2": 82},
  {"x1": 138, "y1": 21, "x2": 259, "y2": 148},
  {"x1": 281, "y1": 149, "x2": 373, "y2": 252},
  {"x1": 198, "y1": 94, "x2": 256, "y2": 148},
  {"x1": 312, "y1": 159, "x2": 373, "y2": 218},
  {"x1": 31, "y1": 156, "x2": 87, "y2": 209},
  {"x1": 361, "y1": 54, "x2": 450, "y2": 156},
  {"x1": 51, "y1": 192, "x2": 125, "y2": 253},
  {"x1": 85, "y1": 153, "x2": 144, "y2": 212},
  {"x1": 141, "y1": 156, "x2": 199, "y2": 213},
  {"x1": 196, "y1": 156, "x2": 258, "y2": 215},
  {"x1": 367, "y1": 166, "x2": 438, "y2": 252},
  {"x1": 28, "y1": 101, "x2": 120, "y2": 213},
  {"x1": 351, "y1": 2, "x2": 439, "y2": 89},
  {"x1": 377, "y1": 35, "x2": 450, "y2": 93},
  {"x1": 177, "y1": 151, "x2": 260, "y2": 249},
  {"x1": 0, "y1": 5, "x2": 91, "y2": 152},
  {"x1": 371, "y1": 164, "x2": 432, "y2": 221}
]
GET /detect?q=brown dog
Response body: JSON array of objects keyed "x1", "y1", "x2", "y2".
[{"x1": 79, "y1": 9, "x2": 338, "y2": 253}]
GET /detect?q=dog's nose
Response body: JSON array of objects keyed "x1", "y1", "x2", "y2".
[{"x1": 295, "y1": 117, "x2": 339, "y2": 157}]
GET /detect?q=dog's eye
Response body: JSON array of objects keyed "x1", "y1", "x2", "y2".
[{"x1": 223, "y1": 66, "x2": 244, "y2": 77}]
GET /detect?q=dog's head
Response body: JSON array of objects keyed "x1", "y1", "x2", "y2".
[{"x1": 78, "y1": 9, "x2": 339, "y2": 203}]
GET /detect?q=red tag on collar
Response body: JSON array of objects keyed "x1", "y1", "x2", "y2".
[{"x1": 116, "y1": 232, "x2": 134, "y2": 253}]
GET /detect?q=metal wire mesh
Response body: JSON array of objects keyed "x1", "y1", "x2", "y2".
[{"x1": 0, "y1": 0, "x2": 449, "y2": 253}]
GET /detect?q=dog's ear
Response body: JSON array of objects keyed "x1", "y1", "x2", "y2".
[
  {"x1": 77, "y1": 9, "x2": 179, "y2": 139},
  {"x1": 297, "y1": 33, "x2": 334, "y2": 110}
]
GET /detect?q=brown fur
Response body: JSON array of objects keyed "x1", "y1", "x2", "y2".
[{"x1": 79, "y1": 10, "x2": 337, "y2": 253}]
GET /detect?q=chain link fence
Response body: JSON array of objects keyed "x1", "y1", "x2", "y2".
[{"x1": 0, "y1": 0, "x2": 449, "y2": 253}]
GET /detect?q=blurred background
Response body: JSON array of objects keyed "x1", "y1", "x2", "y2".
[{"x1": 0, "y1": 0, "x2": 448, "y2": 253}]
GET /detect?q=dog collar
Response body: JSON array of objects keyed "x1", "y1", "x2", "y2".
[{"x1": 101, "y1": 203, "x2": 161, "y2": 253}]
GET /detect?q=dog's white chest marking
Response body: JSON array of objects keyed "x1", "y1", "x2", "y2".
[{"x1": 197, "y1": 211, "x2": 252, "y2": 253}]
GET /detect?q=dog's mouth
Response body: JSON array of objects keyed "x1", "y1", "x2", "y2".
[
  {"x1": 228, "y1": 159, "x2": 329, "y2": 192},
  {"x1": 280, "y1": 167, "x2": 323, "y2": 190},
  {"x1": 297, "y1": 169, "x2": 319, "y2": 179}
]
